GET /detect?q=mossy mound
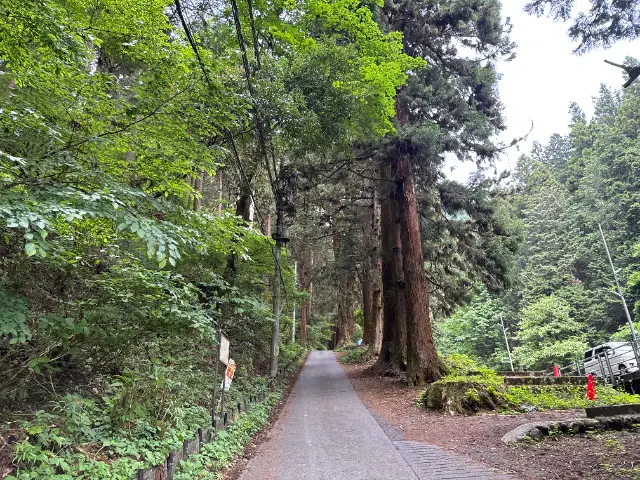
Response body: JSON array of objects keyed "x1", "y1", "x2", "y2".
[
  {"x1": 420, "y1": 354, "x2": 507, "y2": 415},
  {"x1": 422, "y1": 376, "x2": 507, "y2": 415}
]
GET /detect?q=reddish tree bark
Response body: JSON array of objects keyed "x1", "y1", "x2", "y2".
[
  {"x1": 374, "y1": 160, "x2": 400, "y2": 371},
  {"x1": 395, "y1": 153, "x2": 440, "y2": 385},
  {"x1": 391, "y1": 187, "x2": 407, "y2": 370},
  {"x1": 362, "y1": 172, "x2": 383, "y2": 354},
  {"x1": 333, "y1": 232, "x2": 354, "y2": 347}
]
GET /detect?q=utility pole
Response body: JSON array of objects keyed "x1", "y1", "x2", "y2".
[
  {"x1": 598, "y1": 224, "x2": 638, "y2": 342},
  {"x1": 270, "y1": 212, "x2": 283, "y2": 378},
  {"x1": 500, "y1": 314, "x2": 514, "y2": 372},
  {"x1": 269, "y1": 170, "x2": 296, "y2": 378}
]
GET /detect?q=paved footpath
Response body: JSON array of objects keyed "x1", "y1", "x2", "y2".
[{"x1": 239, "y1": 350, "x2": 512, "y2": 480}]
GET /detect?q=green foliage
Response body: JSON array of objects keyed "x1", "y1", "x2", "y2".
[
  {"x1": 513, "y1": 295, "x2": 588, "y2": 370},
  {"x1": 503, "y1": 385, "x2": 640, "y2": 412},
  {"x1": 306, "y1": 317, "x2": 334, "y2": 350},
  {"x1": 0, "y1": 287, "x2": 31, "y2": 344},
  {"x1": 339, "y1": 346, "x2": 374, "y2": 364},
  {"x1": 421, "y1": 355, "x2": 506, "y2": 414},
  {"x1": 6, "y1": 394, "x2": 209, "y2": 480},
  {"x1": 174, "y1": 392, "x2": 280, "y2": 480},
  {"x1": 279, "y1": 343, "x2": 307, "y2": 367},
  {"x1": 436, "y1": 286, "x2": 511, "y2": 370},
  {"x1": 421, "y1": 355, "x2": 640, "y2": 415}
]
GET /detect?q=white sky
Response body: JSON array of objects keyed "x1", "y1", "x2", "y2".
[{"x1": 445, "y1": 1, "x2": 638, "y2": 183}]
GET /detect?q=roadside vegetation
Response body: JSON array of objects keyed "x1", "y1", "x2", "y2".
[{"x1": 417, "y1": 355, "x2": 640, "y2": 415}]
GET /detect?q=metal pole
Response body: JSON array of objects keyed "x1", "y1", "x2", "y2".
[
  {"x1": 599, "y1": 224, "x2": 638, "y2": 342},
  {"x1": 500, "y1": 314, "x2": 515, "y2": 372},
  {"x1": 603, "y1": 350, "x2": 617, "y2": 387},
  {"x1": 211, "y1": 328, "x2": 220, "y2": 427},
  {"x1": 632, "y1": 339, "x2": 640, "y2": 372},
  {"x1": 219, "y1": 364, "x2": 226, "y2": 427},
  {"x1": 597, "y1": 354, "x2": 608, "y2": 385}
]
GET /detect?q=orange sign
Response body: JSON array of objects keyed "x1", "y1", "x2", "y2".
[{"x1": 223, "y1": 359, "x2": 236, "y2": 391}]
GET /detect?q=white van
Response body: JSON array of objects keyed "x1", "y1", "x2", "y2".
[{"x1": 583, "y1": 342, "x2": 639, "y2": 378}]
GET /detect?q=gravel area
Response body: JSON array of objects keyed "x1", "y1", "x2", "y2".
[{"x1": 342, "y1": 359, "x2": 640, "y2": 479}]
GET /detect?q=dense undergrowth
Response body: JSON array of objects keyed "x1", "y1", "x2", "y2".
[
  {"x1": 174, "y1": 392, "x2": 281, "y2": 480},
  {"x1": 5, "y1": 388, "x2": 284, "y2": 480},
  {"x1": 338, "y1": 345, "x2": 375, "y2": 364}
]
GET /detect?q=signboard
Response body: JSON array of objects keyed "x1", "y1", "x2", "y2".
[
  {"x1": 223, "y1": 359, "x2": 236, "y2": 391},
  {"x1": 219, "y1": 334, "x2": 230, "y2": 366}
]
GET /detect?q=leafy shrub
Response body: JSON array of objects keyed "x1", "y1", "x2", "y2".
[
  {"x1": 306, "y1": 317, "x2": 333, "y2": 350},
  {"x1": 279, "y1": 342, "x2": 306, "y2": 367},
  {"x1": 6, "y1": 382, "x2": 282, "y2": 480},
  {"x1": 339, "y1": 346, "x2": 374, "y2": 364}
]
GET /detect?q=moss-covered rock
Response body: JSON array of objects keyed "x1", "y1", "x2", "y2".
[
  {"x1": 422, "y1": 377, "x2": 507, "y2": 415},
  {"x1": 420, "y1": 355, "x2": 507, "y2": 415}
]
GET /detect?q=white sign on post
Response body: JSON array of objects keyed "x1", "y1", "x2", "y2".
[{"x1": 219, "y1": 334, "x2": 230, "y2": 366}]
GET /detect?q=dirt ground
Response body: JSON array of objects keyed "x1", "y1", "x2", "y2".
[{"x1": 342, "y1": 359, "x2": 640, "y2": 480}]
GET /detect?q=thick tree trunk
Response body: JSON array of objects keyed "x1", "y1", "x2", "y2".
[
  {"x1": 362, "y1": 270, "x2": 374, "y2": 343},
  {"x1": 362, "y1": 173, "x2": 383, "y2": 354},
  {"x1": 391, "y1": 189, "x2": 407, "y2": 371},
  {"x1": 235, "y1": 190, "x2": 252, "y2": 221},
  {"x1": 333, "y1": 233, "x2": 354, "y2": 347},
  {"x1": 374, "y1": 160, "x2": 397, "y2": 371},
  {"x1": 395, "y1": 153, "x2": 440, "y2": 385}
]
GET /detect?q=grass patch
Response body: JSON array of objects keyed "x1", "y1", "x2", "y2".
[{"x1": 503, "y1": 384, "x2": 640, "y2": 412}]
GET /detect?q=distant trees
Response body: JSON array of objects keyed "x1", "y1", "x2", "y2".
[{"x1": 438, "y1": 82, "x2": 640, "y2": 371}]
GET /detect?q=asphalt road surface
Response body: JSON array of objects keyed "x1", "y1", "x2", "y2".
[{"x1": 238, "y1": 350, "x2": 509, "y2": 480}]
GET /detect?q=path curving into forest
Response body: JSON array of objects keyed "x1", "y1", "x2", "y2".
[{"x1": 238, "y1": 350, "x2": 512, "y2": 480}]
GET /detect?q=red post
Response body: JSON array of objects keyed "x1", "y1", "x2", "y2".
[
  {"x1": 587, "y1": 374, "x2": 596, "y2": 401},
  {"x1": 553, "y1": 364, "x2": 561, "y2": 377}
]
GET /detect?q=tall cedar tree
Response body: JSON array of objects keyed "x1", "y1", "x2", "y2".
[{"x1": 375, "y1": 0, "x2": 515, "y2": 385}]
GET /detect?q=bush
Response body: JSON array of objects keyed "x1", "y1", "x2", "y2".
[
  {"x1": 174, "y1": 392, "x2": 280, "y2": 480},
  {"x1": 279, "y1": 343, "x2": 307, "y2": 367},
  {"x1": 306, "y1": 317, "x2": 333, "y2": 350},
  {"x1": 339, "y1": 346, "x2": 374, "y2": 364}
]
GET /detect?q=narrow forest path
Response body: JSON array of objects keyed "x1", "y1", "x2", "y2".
[{"x1": 237, "y1": 351, "x2": 513, "y2": 480}]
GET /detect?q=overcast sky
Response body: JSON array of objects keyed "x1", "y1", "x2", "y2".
[{"x1": 445, "y1": 1, "x2": 637, "y2": 183}]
